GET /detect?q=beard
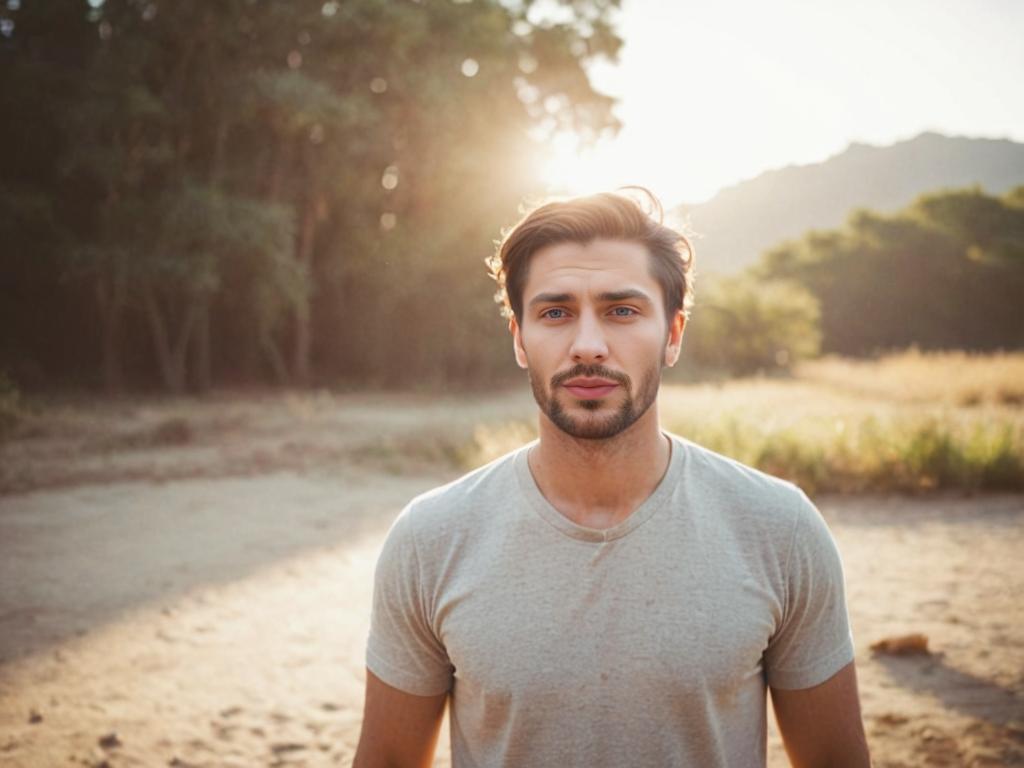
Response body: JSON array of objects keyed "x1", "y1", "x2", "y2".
[{"x1": 528, "y1": 361, "x2": 661, "y2": 440}]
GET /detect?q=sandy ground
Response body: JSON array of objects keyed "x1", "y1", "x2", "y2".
[{"x1": 0, "y1": 393, "x2": 1022, "y2": 767}]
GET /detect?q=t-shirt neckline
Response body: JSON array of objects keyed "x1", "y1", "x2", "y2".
[{"x1": 514, "y1": 433, "x2": 683, "y2": 543}]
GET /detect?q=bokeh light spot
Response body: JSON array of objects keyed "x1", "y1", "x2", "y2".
[
  {"x1": 461, "y1": 58, "x2": 479, "y2": 77},
  {"x1": 517, "y1": 55, "x2": 537, "y2": 74},
  {"x1": 515, "y1": 78, "x2": 539, "y2": 104}
]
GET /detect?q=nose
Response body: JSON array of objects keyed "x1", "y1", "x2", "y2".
[{"x1": 569, "y1": 310, "x2": 609, "y2": 364}]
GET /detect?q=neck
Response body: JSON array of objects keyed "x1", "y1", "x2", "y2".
[{"x1": 528, "y1": 402, "x2": 671, "y2": 529}]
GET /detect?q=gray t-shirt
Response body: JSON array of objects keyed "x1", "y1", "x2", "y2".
[{"x1": 366, "y1": 434, "x2": 854, "y2": 767}]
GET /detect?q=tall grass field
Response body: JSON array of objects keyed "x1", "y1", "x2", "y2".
[{"x1": 459, "y1": 352, "x2": 1024, "y2": 494}]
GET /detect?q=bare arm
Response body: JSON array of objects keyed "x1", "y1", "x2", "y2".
[
  {"x1": 770, "y1": 661, "x2": 871, "y2": 768},
  {"x1": 352, "y1": 669, "x2": 448, "y2": 768}
]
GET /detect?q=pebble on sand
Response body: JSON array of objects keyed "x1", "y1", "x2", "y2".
[
  {"x1": 98, "y1": 732, "x2": 122, "y2": 749},
  {"x1": 870, "y1": 632, "x2": 931, "y2": 656}
]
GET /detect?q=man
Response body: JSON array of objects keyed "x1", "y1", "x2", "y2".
[{"x1": 354, "y1": 190, "x2": 870, "y2": 767}]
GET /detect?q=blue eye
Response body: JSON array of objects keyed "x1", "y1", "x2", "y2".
[
  {"x1": 611, "y1": 306, "x2": 637, "y2": 317},
  {"x1": 542, "y1": 308, "x2": 567, "y2": 319}
]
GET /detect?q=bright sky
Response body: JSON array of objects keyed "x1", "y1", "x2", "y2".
[{"x1": 540, "y1": 0, "x2": 1024, "y2": 207}]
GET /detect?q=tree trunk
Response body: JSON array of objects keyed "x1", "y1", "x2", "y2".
[
  {"x1": 267, "y1": 135, "x2": 294, "y2": 201},
  {"x1": 144, "y1": 286, "x2": 198, "y2": 394},
  {"x1": 192, "y1": 297, "x2": 211, "y2": 393},
  {"x1": 292, "y1": 201, "x2": 317, "y2": 387},
  {"x1": 101, "y1": 310, "x2": 123, "y2": 394},
  {"x1": 261, "y1": 330, "x2": 290, "y2": 386},
  {"x1": 96, "y1": 269, "x2": 127, "y2": 395}
]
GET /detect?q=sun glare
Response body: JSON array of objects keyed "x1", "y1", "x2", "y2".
[
  {"x1": 539, "y1": 131, "x2": 621, "y2": 198},
  {"x1": 538, "y1": 129, "x2": 720, "y2": 207}
]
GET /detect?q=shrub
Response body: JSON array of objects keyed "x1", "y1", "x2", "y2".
[{"x1": 685, "y1": 275, "x2": 821, "y2": 376}]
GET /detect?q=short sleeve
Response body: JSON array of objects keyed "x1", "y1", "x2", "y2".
[
  {"x1": 366, "y1": 508, "x2": 454, "y2": 696},
  {"x1": 764, "y1": 493, "x2": 855, "y2": 690}
]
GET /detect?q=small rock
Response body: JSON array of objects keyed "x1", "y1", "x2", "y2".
[
  {"x1": 98, "y1": 732, "x2": 121, "y2": 750},
  {"x1": 28, "y1": 709, "x2": 43, "y2": 724},
  {"x1": 870, "y1": 633, "x2": 930, "y2": 656}
]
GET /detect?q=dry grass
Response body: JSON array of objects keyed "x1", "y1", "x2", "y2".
[
  {"x1": 4, "y1": 352, "x2": 1021, "y2": 495},
  {"x1": 796, "y1": 350, "x2": 1024, "y2": 407}
]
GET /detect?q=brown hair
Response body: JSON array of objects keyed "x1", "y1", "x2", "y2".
[{"x1": 487, "y1": 187, "x2": 695, "y2": 324}]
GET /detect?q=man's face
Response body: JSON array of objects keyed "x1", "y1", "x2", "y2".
[{"x1": 511, "y1": 239, "x2": 685, "y2": 440}]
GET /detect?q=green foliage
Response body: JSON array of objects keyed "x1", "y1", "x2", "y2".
[
  {"x1": 455, "y1": 410, "x2": 1024, "y2": 495},
  {"x1": 755, "y1": 187, "x2": 1024, "y2": 356},
  {"x1": 684, "y1": 274, "x2": 822, "y2": 375},
  {"x1": 679, "y1": 414, "x2": 1024, "y2": 495},
  {"x1": 2, "y1": 0, "x2": 623, "y2": 391}
]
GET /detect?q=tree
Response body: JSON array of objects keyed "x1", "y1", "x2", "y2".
[
  {"x1": 2, "y1": 0, "x2": 624, "y2": 392},
  {"x1": 754, "y1": 188, "x2": 1024, "y2": 356},
  {"x1": 684, "y1": 274, "x2": 821, "y2": 376}
]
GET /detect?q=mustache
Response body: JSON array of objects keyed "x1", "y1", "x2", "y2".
[{"x1": 550, "y1": 364, "x2": 631, "y2": 390}]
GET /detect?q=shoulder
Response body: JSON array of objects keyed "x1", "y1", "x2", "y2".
[
  {"x1": 670, "y1": 432, "x2": 812, "y2": 515},
  {"x1": 391, "y1": 442, "x2": 529, "y2": 542},
  {"x1": 667, "y1": 432, "x2": 829, "y2": 561}
]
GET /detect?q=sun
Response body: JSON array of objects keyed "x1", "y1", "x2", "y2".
[{"x1": 538, "y1": 131, "x2": 621, "y2": 198}]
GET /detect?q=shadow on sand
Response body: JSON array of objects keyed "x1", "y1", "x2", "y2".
[
  {"x1": 0, "y1": 467, "x2": 443, "y2": 665},
  {"x1": 876, "y1": 652, "x2": 1024, "y2": 729}
]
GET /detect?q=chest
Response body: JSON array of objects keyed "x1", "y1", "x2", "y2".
[{"x1": 434, "y1": 533, "x2": 780, "y2": 708}]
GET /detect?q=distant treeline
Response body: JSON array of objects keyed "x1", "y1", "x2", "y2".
[
  {"x1": 684, "y1": 187, "x2": 1024, "y2": 375},
  {"x1": 1, "y1": 0, "x2": 620, "y2": 392}
]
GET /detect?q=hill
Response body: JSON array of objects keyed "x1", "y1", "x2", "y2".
[{"x1": 677, "y1": 132, "x2": 1024, "y2": 273}]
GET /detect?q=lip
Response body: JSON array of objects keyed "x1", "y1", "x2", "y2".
[{"x1": 562, "y1": 377, "x2": 619, "y2": 399}]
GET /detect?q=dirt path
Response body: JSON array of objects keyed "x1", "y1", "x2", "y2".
[
  {"x1": 0, "y1": 468, "x2": 446, "y2": 768},
  {"x1": 793, "y1": 495, "x2": 1024, "y2": 768},
  {"x1": 0, "y1": 395, "x2": 1022, "y2": 767}
]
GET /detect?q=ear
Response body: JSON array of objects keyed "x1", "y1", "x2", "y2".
[
  {"x1": 664, "y1": 310, "x2": 686, "y2": 367},
  {"x1": 509, "y1": 315, "x2": 529, "y2": 369}
]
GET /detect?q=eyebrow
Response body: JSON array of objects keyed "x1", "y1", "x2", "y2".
[{"x1": 527, "y1": 289, "x2": 655, "y2": 308}]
